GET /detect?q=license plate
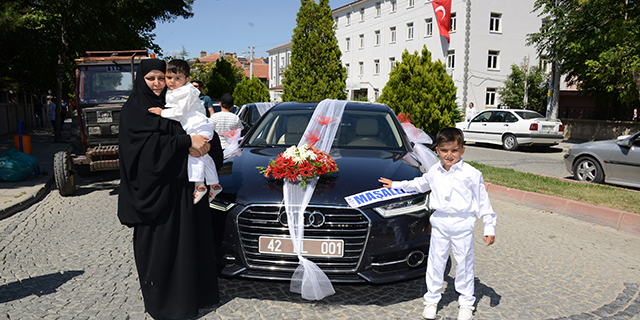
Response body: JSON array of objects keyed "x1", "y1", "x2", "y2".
[
  {"x1": 97, "y1": 111, "x2": 113, "y2": 123},
  {"x1": 542, "y1": 125, "x2": 554, "y2": 131},
  {"x1": 259, "y1": 236, "x2": 344, "y2": 257}
]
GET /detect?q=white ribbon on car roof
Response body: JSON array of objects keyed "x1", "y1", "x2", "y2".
[{"x1": 283, "y1": 99, "x2": 347, "y2": 300}]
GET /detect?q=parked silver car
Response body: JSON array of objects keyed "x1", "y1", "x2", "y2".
[{"x1": 564, "y1": 131, "x2": 640, "y2": 188}]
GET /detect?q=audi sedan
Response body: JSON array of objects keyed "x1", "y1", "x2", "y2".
[
  {"x1": 210, "y1": 101, "x2": 432, "y2": 283},
  {"x1": 564, "y1": 131, "x2": 640, "y2": 188},
  {"x1": 456, "y1": 109, "x2": 564, "y2": 150}
]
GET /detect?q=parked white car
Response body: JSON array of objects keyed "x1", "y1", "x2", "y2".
[{"x1": 456, "y1": 109, "x2": 564, "y2": 151}]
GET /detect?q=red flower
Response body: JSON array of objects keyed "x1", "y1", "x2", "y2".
[
  {"x1": 285, "y1": 170, "x2": 298, "y2": 182},
  {"x1": 314, "y1": 114, "x2": 336, "y2": 126},
  {"x1": 397, "y1": 113, "x2": 412, "y2": 123},
  {"x1": 298, "y1": 162, "x2": 316, "y2": 178},
  {"x1": 272, "y1": 166, "x2": 285, "y2": 179}
]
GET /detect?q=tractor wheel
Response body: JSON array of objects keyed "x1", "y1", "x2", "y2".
[{"x1": 54, "y1": 150, "x2": 76, "y2": 196}]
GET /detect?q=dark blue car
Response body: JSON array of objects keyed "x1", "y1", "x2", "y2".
[{"x1": 211, "y1": 101, "x2": 432, "y2": 283}]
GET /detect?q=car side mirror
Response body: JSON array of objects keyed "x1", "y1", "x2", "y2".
[{"x1": 616, "y1": 138, "x2": 633, "y2": 148}]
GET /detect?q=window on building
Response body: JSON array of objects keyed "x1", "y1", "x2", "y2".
[
  {"x1": 346, "y1": 12, "x2": 351, "y2": 25},
  {"x1": 334, "y1": 16, "x2": 339, "y2": 26},
  {"x1": 345, "y1": 63, "x2": 350, "y2": 76},
  {"x1": 375, "y1": 30, "x2": 381, "y2": 46},
  {"x1": 359, "y1": 34, "x2": 365, "y2": 48},
  {"x1": 359, "y1": 61, "x2": 364, "y2": 76},
  {"x1": 407, "y1": 22, "x2": 414, "y2": 40},
  {"x1": 486, "y1": 88, "x2": 497, "y2": 106},
  {"x1": 374, "y1": 59, "x2": 380, "y2": 75},
  {"x1": 488, "y1": 50, "x2": 499, "y2": 70},
  {"x1": 389, "y1": 57, "x2": 396, "y2": 72},
  {"x1": 281, "y1": 56, "x2": 285, "y2": 66},
  {"x1": 540, "y1": 55, "x2": 551, "y2": 73},
  {"x1": 376, "y1": 2, "x2": 381, "y2": 16},
  {"x1": 360, "y1": 7, "x2": 365, "y2": 22},
  {"x1": 408, "y1": 0, "x2": 415, "y2": 7},
  {"x1": 346, "y1": 38, "x2": 351, "y2": 51},
  {"x1": 391, "y1": 0, "x2": 397, "y2": 12},
  {"x1": 390, "y1": 26, "x2": 397, "y2": 43},
  {"x1": 375, "y1": 89, "x2": 380, "y2": 101},
  {"x1": 425, "y1": 18, "x2": 433, "y2": 36},
  {"x1": 446, "y1": 50, "x2": 455, "y2": 69},
  {"x1": 450, "y1": 12, "x2": 457, "y2": 32},
  {"x1": 490, "y1": 13, "x2": 502, "y2": 32}
]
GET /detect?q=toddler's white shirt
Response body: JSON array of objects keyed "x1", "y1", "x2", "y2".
[
  {"x1": 392, "y1": 159, "x2": 497, "y2": 236},
  {"x1": 161, "y1": 83, "x2": 209, "y2": 130}
]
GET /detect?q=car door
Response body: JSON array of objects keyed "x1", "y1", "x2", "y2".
[
  {"x1": 606, "y1": 133, "x2": 640, "y2": 186},
  {"x1": 484, "y1": 111, "x2": 510, "y2": 144},
  {"x1": 464, "y1": 111, "x2": 492, "y2": 142}
]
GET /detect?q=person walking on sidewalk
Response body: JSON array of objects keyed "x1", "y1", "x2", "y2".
[
  {"x1": 379, "y1": 127, "x2": 497, "y2": 320},
  {"x1": 48, "y1": 99, "x2": 56, "y2": 128}
]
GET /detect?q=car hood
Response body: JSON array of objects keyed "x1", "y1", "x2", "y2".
[{"x1": 217, "y1": 147, "x2": 423, "y2": 207}]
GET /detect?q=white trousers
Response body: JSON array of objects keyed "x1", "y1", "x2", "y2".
[
  {"x1": 185, "y1": 121, "x2": 219, "y2": 185},
  {"x1": 424, "y1": 212, "x2": 476, "y2": 307}
]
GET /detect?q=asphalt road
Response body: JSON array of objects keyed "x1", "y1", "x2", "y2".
[
  {"x1": 1, "y1": 173, "x2": 640, "y2": 319},
  {"x1": 461, "y1": 141, "x2": 578, "y2": 179}
]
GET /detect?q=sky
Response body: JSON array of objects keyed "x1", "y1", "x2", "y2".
[{"x1": 152, "y1": 0, "x2": 354, "y2": 60}]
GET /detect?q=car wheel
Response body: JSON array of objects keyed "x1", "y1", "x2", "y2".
[
  {"x1": 502, "y1": 134, "x2": 519, "y2": 151},
  {"x1": 54, "y1": 150, "x2": 76, "y2": 196},
  {"x1": 573, "y1": 156, "x2": 604, "y2": 184}
]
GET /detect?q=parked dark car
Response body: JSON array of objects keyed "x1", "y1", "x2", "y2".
[
  {"x1": 211, "y1": 101, "x2": 432, "y2": 283},
  {"x1": 564, "y1": 131, "x2": 640, "y2": 188},
  {"x1": 237, "y1": 103, "x2": 261, "y2": 136}
]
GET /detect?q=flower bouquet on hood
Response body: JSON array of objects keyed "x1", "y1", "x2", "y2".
[{"x1": 257, "y1": 144, "x2": 338, "y2": 188}]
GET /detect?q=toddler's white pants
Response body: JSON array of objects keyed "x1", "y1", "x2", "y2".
[
  {"x1": 423, "y1": 212, "x2": 476, "y2": 307},
  {"x1": 185, "y1": 121, "x2": 219, "y2": 185}
]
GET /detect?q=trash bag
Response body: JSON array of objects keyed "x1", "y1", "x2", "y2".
[{"x1": 0, "y1": 148, "x2": 39, "y2": 182}]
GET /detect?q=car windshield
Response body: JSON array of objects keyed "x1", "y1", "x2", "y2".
[
  {"x1": 514, "y1": 111, "x2": 545, "y2": 119},
  {"x1": 245, "y1": 108, "x2": 405, "y2": 149},
  {"x1": 77, "y1": 64, "x2": 136, "y2": 105}
]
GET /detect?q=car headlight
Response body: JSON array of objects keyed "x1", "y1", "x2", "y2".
[
  {"x1": 373, "y1": 194, "x2": 429, "y2": 218},
  {"x1": 209, "y1": 198, "x2": 236, "y2": 211},
  {"x1": 110, "y1": 124, "x2": 119, "y2": 134},
  {"x1": 88, "y1": 126, "x2": 101, "y2": 135}
]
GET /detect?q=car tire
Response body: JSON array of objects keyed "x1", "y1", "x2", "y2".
[
  {"x1": 54, "y1": 150, "x2": 76, "y2": 196},
  {"x1": 502, "y1": 134, "x2": 519, "y2": 151},
  {"x1": 573, "y1": 156, "x2": 604, "y2": 184}
]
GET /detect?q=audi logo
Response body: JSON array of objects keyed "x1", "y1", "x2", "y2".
[{"x1": 277, "y1": 210, "x2": 326, "y2": 228}]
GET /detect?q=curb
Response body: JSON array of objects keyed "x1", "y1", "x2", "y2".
[
  {"x1": 485, "y1": 183, "x2": 640, "y2": 238},
  {"x1": 0, "y1": 175, "x2": 54, "y2": 220}
]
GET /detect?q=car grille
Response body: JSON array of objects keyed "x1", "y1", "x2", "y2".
[{"x1": 237, "y1": 204, "x2": 369, "y2": 273}]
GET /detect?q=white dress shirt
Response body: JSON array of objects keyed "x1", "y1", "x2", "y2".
[
  {"x1": 161, "y1": 83, "x2": 209, "y2": 131},
  {"x1": 392, "y1": 159, "x2": 497, "y2": 236}
]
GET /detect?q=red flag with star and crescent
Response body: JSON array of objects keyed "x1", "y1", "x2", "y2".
[{"x1": 432, "y1": 0, "x2": 452, "y2": 42}]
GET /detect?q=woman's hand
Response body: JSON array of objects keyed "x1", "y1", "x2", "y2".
[{"x1": 189, "y1": 135, "x2": 211, "y2": 157}]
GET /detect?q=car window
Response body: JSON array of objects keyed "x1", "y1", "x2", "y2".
[
  {"x1": 472, "y1": 111, "x2": 492, "y2": 123},
  {"x1": 514, "y1": 111, "x2": 545, "y2": 119},
  {"x1": 250, "y1": 106, "x2": 261, "y2": 125},
  {"x1": 489, "y1": 111, "x2": 507, "y2": 123},
  {"x1": 245, "y1": 108, "x2": 404, "y2": 149},
  {"x1": 505, "y1": 112, "x2": 518, "y2": 123}
]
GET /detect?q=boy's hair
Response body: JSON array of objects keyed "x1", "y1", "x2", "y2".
[
  {"x1": 220, "y1": 93, "x2": 234, "y2": 110},
  {"x1": 167, "y1": 59, "x2": 190, "y2": 77},
  {"x1": 191, "y1": 79, "x2": 203, "y2": 87},
  {"x1": 435, "y1": 127, "x2": 464, "y2": 147}
]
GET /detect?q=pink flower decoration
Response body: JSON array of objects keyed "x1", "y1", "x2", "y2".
[
  {"x1": 314, "y1": 114, "x2": 335, "y2": 126},
  {"x1": 304, "y1": 129, "x2": 321, "y2": 146},
  {"x1": 223, "y1": 128, "x2": 241, "y2": 139}
]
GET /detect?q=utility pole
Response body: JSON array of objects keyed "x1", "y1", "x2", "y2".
[
  {"x1": 524, "y1": 55, "x2": 530, "y2": 108},
  {"x1": 243, "y1": 46, "x2": 255, "y2": 79},
  {"x1": 546, "y1": 0, "x2": 560, "y2": 119}
]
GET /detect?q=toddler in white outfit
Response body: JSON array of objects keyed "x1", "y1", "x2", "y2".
[
  {"x1": 148, "y1": 59, "x2": 222, "y2": 204},
  {"x1": 380, "y1": 127, "x2": 496, "y2": 320}
]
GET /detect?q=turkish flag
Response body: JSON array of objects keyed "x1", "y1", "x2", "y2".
[{"x1": 432, "y1": 0, "x2": 452, "y2": 42}]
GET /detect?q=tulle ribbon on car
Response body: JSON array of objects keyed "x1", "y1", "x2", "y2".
[
  {"x1": 401, "y1": 122, "x2": 439, "y2": 171},
  {"x1": 222, "y1": 127, "x2": 242, "y2": 159},
  {"x1": 283, "y1": 99, "x2": 347, "y2": 300}
]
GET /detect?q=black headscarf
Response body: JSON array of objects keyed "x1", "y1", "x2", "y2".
[{"x1": 117, "y1": 59, "x2": 192, "y2": 226}]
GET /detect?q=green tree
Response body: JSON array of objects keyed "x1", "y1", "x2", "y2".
[
  {"x1": 233, "y1": 77, "x2": 270, "y2": 107},
  {"x1": 378, "y1": 46, "x2": 459, "y2": 135},
  {"x1": 282, "y1": 0, "x2": 346, "y2": 101},
  {"x1": 498, "y1": 61, "x2": 549, "y2": 114},
  {"x1": 205, "y1": 58, "x2": 242, "y2": 99},
  {"x1": 1, "y1": 0, "x2": 194, "y2": 141},
  {"x1": 528, "y1": 0, "x2": 640, "y2": 113}
]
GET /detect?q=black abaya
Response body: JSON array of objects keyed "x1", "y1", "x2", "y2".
[{"x1": 118, "y1": 59, "x2": 221, "y2": 320}]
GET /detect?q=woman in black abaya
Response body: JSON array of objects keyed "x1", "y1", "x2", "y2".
[{"x1": 118, "y1": 59, "x2": 222, "y2": 320}]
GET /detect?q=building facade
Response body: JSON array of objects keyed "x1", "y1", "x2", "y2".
[{"x1": 268, "y1": 0, "x2": 547, "y2": 110}]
